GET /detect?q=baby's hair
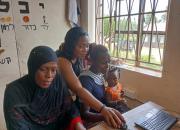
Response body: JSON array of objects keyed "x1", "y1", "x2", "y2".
[
  {"x1": 106, "y1": 67, "x2": 120, "y2": 80},
  {"x1": 109, "y1": 67, "x2": 118, "y2": 73}
]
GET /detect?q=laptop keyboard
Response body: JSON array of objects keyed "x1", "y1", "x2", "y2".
[{"x1": 136, "y1": 110, "x2": 177, "y2": 130}]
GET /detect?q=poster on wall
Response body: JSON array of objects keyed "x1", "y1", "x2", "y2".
[
  {"x1": 13, "y1": 0, "x2": 49, "y2": 32},
  {"x1": 0, "y1": 0, "x2": 20, "y2": 84},
  {"x1": 0, "y1": 1, "x2": 20, "y2": 129},
  {"x1": 0, "y1": 0, "x2": 50, "y2": 77},
  {"x1": 11, "y1": 0, "x2": 53, "y2": 75},
  {"x1": 0, "y1": 0, "x2": 64, "y2": 80}
]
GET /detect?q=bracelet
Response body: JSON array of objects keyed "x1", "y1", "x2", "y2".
[{"x1": 99, "y1": 104, "x2": 105, "y2": 113}]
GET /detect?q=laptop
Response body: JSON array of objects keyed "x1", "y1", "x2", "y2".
[{"x1": 135, "y1": 108, "x2": 177, "y2": 130}]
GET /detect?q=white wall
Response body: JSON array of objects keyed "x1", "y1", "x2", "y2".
[
  {"x1": 0, "y1": 0, "x2": 69, "y2": 129},
  {"x1": 86, "y1": 0, "x2": 180, "y2": 114},
  {"x1": 81, "y1": 0, "x2": 95, "y2": 42}
]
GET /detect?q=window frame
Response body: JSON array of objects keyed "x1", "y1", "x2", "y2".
[{"x1": 95, "y1": 0, "x2": 170, "y2": 72}]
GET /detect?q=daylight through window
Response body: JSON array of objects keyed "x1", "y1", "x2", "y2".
[{"x1": 95, "y1": 0, "x2": 169, "y2": 71}]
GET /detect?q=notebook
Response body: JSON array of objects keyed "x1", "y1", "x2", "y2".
[{"x1": 135, "y1": 108, "x2": 177, "y2": 130}]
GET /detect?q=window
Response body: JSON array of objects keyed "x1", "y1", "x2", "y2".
[{"x1": 95, "y1": 0, "x2": 169, "y2": 71}]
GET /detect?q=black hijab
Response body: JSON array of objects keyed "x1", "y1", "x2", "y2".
[
  {"x1": 11, "y1": 46, "x2": 70, "y2": 125},
  {"x1": 27, "y1": 46, "x2": 57, "y2": 80}
]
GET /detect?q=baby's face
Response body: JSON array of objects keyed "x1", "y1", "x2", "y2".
[{"x1": 107, "y1": 73, "x2": 118, "y2": 87}]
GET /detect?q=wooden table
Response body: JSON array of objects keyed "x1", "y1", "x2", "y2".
[{"x1": 88, "y1": 101, "x2": 180, "y2": 130}]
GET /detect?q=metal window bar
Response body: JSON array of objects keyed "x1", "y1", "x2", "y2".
[
  {"x1": 95, "y1": 0, "x2": 168, "y2": 71},
  {"x1": 148, "y1": 0, "x2": 156, "y2": 63},
  {"x1": 108, "y1": 0, "x2": 113, "y2": 50},
  {"x1": 96, "y1": 10, "x2": 166, "y2": 19}
]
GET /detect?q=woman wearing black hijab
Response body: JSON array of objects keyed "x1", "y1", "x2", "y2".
[{"x1": 3, "y1": 46, "x2": 85, "y2": 130}]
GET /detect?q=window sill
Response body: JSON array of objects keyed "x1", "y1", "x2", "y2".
[{"x1": 109, "y1": 64, "x2": 162, "y2": 78}]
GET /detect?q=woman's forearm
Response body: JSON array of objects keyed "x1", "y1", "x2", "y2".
[
  {"x1": 58, "y1": 58, "x2": 103, "y2": 111},
  {"x1": 83, "y1": 112, "x2": 104, "y2": 122},
  {"x1": 76, "y1": 87, "x2": 103, "y2": 112}
]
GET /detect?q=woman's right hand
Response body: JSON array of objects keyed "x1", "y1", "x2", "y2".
[{"x1": 100, "y1": 106, "x2": 125, "y2": 128}]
